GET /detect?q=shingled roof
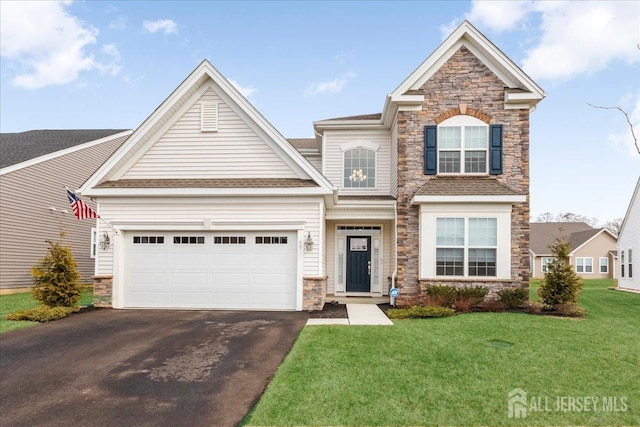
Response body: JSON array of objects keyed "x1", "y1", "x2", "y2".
[
  {"x1": 320, "y1": 113, "x2": 382, "y2": 121},
  {"x1": 414, "y1": 177, "x2": 524, "y2": 196},
  {"x1": 95, "y1": 178, "x2": 319, "y2": 189},
  {"x1": 0, "y1": 129, "x2": 129, "y2": 168},
  {"x1": 529, "y1": 222, "x2": 595, "y2": 255}
]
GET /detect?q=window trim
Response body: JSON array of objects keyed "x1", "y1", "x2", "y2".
[
  {"x1": 599, "y1": 257, "x2": 609, "y2": 274},
  {"x1": 575, "y1": 257, "x2": 593, "y2": 274},
  {"x1": 437, "y1": 115, "x2": 489, "y2": 175},
  {"x1": 541, "y1": 257, "x2": 554, "y2": 273},
  {"x1": 90, "y1": 228, "x2": 97, "y2": 258},
  {"x1": 341, "y1": 141, "x2": 379, "y2": 190}
]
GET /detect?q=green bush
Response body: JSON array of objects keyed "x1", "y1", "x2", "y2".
[
  {"x1": 31, "y1": 238, "x2": 82, "y2": 307},
  {"x1": 538, "y1": 238, "x2": 583, "y2": 308},
  {"x1": 453, "y1": 286, "x2": 488, "y2": 312},
  {"x1": 6, "y1": 305, "x2": 79, "y2": 322},
  {"x1": 387, "y1": 305, "x2": 455, "y2": 319},
  {"x1": 554, "y1": 303, "x2": 586, "y2": 318},
  {"x1": 497, "y1": 287, "x2": 528, "y2": 309},
  {"x1": 422, "y1": 285, "x2": 456, "y2": 308}
]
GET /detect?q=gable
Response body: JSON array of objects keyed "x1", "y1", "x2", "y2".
[
  {"x1": 619, "y1": 177, "x2": 640, "y2": 243},
  {"x1": 573, "y1": 230, "x2": 617, "y2": 256},
  {"x1": 121, "y1": 87, "x2": 298, "y2": 180}
]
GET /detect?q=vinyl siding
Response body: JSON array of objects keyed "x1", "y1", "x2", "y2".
[
  {"x1": 323, "y1": 129, "x2": 392, "y2": 196},
  {"x1": 0, "y1": 135, "x2": 128, "y2": 289},
  {"x1": 572, "y1": 233, "x2": 617, "y2": 279},
  {"x1": 95, "y1": 197, "x2": 323, "y2": 277},
  {"x1": 325, "y1": 220, "x2": 393, "y2": 295},
  {"x1": 618, "y1": 184, "x2": 640, "y2": 290},
  {"x1": 122, "y1": 87, "x2": 298, "y2": 180},
  {"x1": 390, "y1": 116, "x2": 399, "y2": 198}
]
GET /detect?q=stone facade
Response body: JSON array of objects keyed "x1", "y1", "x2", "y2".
[
  {"x1": 395, "y1": 46, "x2": 530, "y2": 307},
  {"x1": 92, "y1": 275, "x2": 113, "y2": 307},
  {"x1": 303, "y1": 276, "x2": 327, "y2": 311}
]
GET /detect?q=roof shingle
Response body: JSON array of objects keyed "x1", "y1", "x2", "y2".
[
  {"x1": 529, "y1": 222, "x2": 594, "y2": 255},
  {"x1": 0, "y1": 129, "x2": 129, "y2": 168},
  {"x1": 414, "y1": 177, "x2": 524, "y2": 196}
]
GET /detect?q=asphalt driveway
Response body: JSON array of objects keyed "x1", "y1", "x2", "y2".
[{"x1": 0, "y1": 309, "x2": 308, "y2": 427}]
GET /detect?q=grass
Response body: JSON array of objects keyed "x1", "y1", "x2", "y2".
[
  {"x1": 0, "y1": 287, "x2": 94, "y2": 334},
  {"x1": 245, "y1": 279, "x2": 640, "y2": 426}
]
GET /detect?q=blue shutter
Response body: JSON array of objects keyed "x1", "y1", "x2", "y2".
[
  {"x1": 424, "y1": 125, "x2": 437, "y2": 175},
  {"x1": 489, "y1": 124, "x2": 503, "y2": 175}
]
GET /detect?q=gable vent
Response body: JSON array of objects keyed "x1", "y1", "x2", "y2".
[{"x1": 200, "y1": 102, "x2": 218, "y2": 132}]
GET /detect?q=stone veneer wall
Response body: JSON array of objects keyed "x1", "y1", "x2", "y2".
[
  {"x1": 303, "y1": 276, "x2": 327, "y2": 311},
  {"x1": 395, "y1": 46, "x2": 530, "y2": 307},
  {"x1": 93, "y1": 275, "x2": 113, "y2": 307}
]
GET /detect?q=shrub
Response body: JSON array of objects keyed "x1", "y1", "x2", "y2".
[
  {"x1": 6, "y1": 305, "x2": 79, "y2": 322},
  {"x1": 524, "y1": 300, "x2": 543, "y2": 315},
  {"x1": 31, "y1": 238, "x2": 82, "y2": 308},
  {"x1": 497, "y1": 288, "x2": 528, "y2": 309},
  {"x1": 453, "y1": 286, "x2": 488, "y2": 312},
  {"x1": 422, "y1": 285, "x2": 456, "y2": 308},
  {"x1": 482, "y1": 299, "x2": 506, "y2": 312},
  {"x1": 387, "y1": 305, "x2": 456, "y2": 319},
  {"x1": 554, "y1": 303, "x2": 586, "y2": 318},
  {"x1": 537, "y1": 238, "x2": 582, "y2": 308}
]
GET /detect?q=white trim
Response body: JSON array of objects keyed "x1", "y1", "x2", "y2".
[
  {"x1": 83, "y1": 186, "x2": 330, "y2": 197},
  {"x1": 618, "y1": 177, "x2": 639, "y2": 241},
  {"x1": 411, "y1": 194, "x2": 526, "y2": 204},
  {"x1": 341, "y1": 145, "x2": 378, "y2": 190},
  {"x1": 318, "y1": 201, "x2": 324, "y2": 276},
  {"x1": 599, "y1": 256, "x2": 609, "y2": 274},
  {"x1": 541, "y1": 256, "x2": 554, "y2": 273},
  {"x1": 437, "y1": 116, "x2": 489, "y2": 175},
  {"x1": 340, "y1": 140, "x2": 380, "y2": 152},
  {"x1": 0, "y1": 130, "x2": 132, "y2": 176},
  {"x1": 90, "y1": 227, "x2": 97, "y2": 259},
  {"x1": 333, "y1": 223, "x2": 384, "y2": 296},
  {"x1": 200, "y1": 101, "x2": 218, "y2": 132},
  {"x1": 575, "y1": 257, "x2": 594, "y2": 274}
]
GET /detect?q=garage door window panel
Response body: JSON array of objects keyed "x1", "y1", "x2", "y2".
[{"x1": 133, "y1": 236, "x2": 164, "y2": 244}]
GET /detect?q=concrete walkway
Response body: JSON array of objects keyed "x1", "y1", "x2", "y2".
[{"x1": 306, "y1": 303, "x2": 393, "y2": 326}]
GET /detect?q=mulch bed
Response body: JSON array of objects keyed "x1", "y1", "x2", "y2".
[{"x1": 309, "y1": 301, "x2": 348, "y2": 318}]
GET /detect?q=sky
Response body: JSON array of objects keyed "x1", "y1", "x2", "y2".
[{"x1": 1, "y1": 0, "x2": 639, "y2": 224}]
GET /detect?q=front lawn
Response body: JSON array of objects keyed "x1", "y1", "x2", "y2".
[
  {"x1": 245, "y1": 279, "x2": 639, "y2": 426},
  {"x1": 0, "y1": 288, "x2": 94, "y2": 334}
]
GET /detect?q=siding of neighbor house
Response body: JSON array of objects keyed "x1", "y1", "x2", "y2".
[
  {"x1": 618, "y1": 178, "x2": 640, "y2": 290},
  {"x1": 0, "y1": 134, "x2": 129, "y2": 289},
  {"x1": 122, "y1": 87, "x2": 298, "y2": 180},
  {"x1": 571, "y1": 232, "x2": 618, "y2": 280},
  {"x1": 95, "y1": 197, "x2": 324, "y2": 278},
  {"x1": 325, "y1": 219, "x2": 393, "y2": 295},
  {"x1": 323, "y1": 129, "x2": 392, "y2": 196}
]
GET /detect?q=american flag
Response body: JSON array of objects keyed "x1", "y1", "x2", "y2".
[{"x1": 66, "y1": 189, "x2": 100, "y2": 220}]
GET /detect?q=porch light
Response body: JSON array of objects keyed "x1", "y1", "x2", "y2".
[
  {"x1": 349, "y1": 168, "x2": 367, "y2": 182},
  {"x1": 304, "y1": 232, "x2": 314, "y2": 251},
  {"x1": 99, "y1": 232, "x2": 111, "y2": 251}
]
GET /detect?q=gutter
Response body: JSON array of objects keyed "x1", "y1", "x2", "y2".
[{"x1": 390, "y1": 202, "x2": 398, "y2": 306}]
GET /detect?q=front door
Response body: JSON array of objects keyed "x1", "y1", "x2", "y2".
[{"x1": 346, "y1": 236, "x2": 371, "y2": 292}]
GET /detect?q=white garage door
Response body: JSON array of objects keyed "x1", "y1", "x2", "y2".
[{"x1": 124, "y1": 231, "x2": 298, "y2": 310}]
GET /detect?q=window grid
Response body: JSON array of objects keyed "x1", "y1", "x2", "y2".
[
  {"x1": 255, "y1": 236, "x2": 288, "y2": 244},
  {"x1": 344, "y1": 148, "x2": 376, "y2": 188},
  {"x1": 214, "y1": 236, "x2": 246, "y2": 245},
  {"x1": 629, "y1": 249, "x2": 633, "y2": 278},
  {"x1": 133, "y1": 236, "x2": 164, "y2": 244},
  {"x1": 575, "y1": 257, "x2": 593, "y2": 273},
  {"x1": 438, "y1": 125, "x2": 488, "y2": 174},
  {"x1": 599, "y1": 257, "x2": 609, "y2": 274},
  {"x1": 173, "y1": 236, "x2": 205, "y2": 244},
  {"x1": 435, "y1": 217, "x2": 497, "y2": 277},
  {"x1": 541, "y1": 257, "x2": 554, "y2": 273}
]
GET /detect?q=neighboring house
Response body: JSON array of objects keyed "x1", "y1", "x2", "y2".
[
  {"x1": 618, "y1": 177, "x2": 640, "y2": 291},
  {"x1": 0, "y1": 129, "x2": 132, "y2": 292},
  {"x1": 530, "y1": 222, "x2": 618, "y2": 280},
  {"x1": 80, "y1": 21, "x2": 545, "y2": 310}
]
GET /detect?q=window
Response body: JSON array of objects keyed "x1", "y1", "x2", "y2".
[
  {"x1": 132, "y1": 236, "x2": 164, "y2": 244},
  {"x1": 575, "y1": 257, "x2": 593, "y2": 273},
  {"x1": 599, "y1": 257, "x2": 609, "y2": 274},
  {"x1": 173, "y1": 236, "x2": 205, "y2": 244},
  {"x1": 541, "y1": 257, "x2": 554, "y2": 273},
  {"x1": 344, "y1": 148, "x2": 376, "y2": 188},
  {"x1": 435, "y1": 217, "x2": 497, "y2": 277},
  {"x1": 629, "y1": 249, "x2": 633, "y2": 278},
  {"x1": 91, "y1": 228, "x2": 97, "y2": 258},
  {"x1": 437, "y1": 116, "x2": 488, "y2": 174},
  {"x1": 621, "y1": 251, "x2": 625, "y2": 277},
  {"x1": 255, "y1": 236, "x2": 288, "y2": 244},
  {"x1": 214, "y1": 236, "x2": 246, "y2": 244}
]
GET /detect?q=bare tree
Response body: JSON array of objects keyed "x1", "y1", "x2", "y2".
[
  {"x1": 587, "y1": 102, "x2": 639, "y2": 155},
  {"x1": 535, "y1": 212, "x2": 555, "y2": 222},
  {"x1": 603, "y1": 218, "x2": 624, "y2": 237}
]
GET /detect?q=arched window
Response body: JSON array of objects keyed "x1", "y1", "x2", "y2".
[
  {"x1": 438, "y1": 115, "x2": 489, "y2": 174},
  {"x1": 343, "y1": 145, "x2": 376, "y2": 188}
]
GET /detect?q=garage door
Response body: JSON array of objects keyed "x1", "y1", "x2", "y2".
[{"x1": 124, "y1": 231, "x2": 298, "y2": 310}]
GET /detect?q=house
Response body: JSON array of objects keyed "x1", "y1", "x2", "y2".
[
  {"x1": 0, "y1": 129, "x2": 132, "y2": 292},
  {"x1": 80, "y1": 21, "x2": 545, "y2": 310},
  {"x1": 618, "y1": 177, "x2": 640, "y2": 291},
  {"x1": 530, "y1": 222, "x2": 618, "y2": 280}
]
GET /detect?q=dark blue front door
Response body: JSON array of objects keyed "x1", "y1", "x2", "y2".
[{"x1": 346, "y1": 236, "x2": 371, "y2": 292}]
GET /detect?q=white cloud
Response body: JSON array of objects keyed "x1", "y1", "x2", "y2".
[
  {"x1": 448, "y1": 1, "x2": 640, "y2": 83},
  {"x1": 96, "y1": 43, "x2": 122, "y2": 76},
  {"x1": 522, "y1": 1, "x2": 640, "y2": 82},
  {"x1": 142, "y1": 19, "x2": 178, "y2": 35},
  {"x1": 305, "y1": 70, "x2": 357, "y2": 96},
  {"x1": 228, "y1": 79, "x2": 258, "y2": 99},
  {"x1": 0, "y1": 1, "x2": 101, "y2": 89},
  {"x1": 606, "y1": 95, "x2": 640, "y2": 158},
  {"x1": 109, "y1": 16, "x2": 127, "y2": 31}
]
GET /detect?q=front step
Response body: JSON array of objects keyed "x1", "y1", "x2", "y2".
[{"x1": 326, "y1": 296, "x2": 389, "y2": 305}]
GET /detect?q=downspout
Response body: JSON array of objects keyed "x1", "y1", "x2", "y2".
[{"x1": 390, "y1": 201, "x2": 398, "y2": 306}]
